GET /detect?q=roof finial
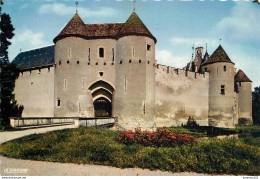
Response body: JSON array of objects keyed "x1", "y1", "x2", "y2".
[
  {"x1": 75, "y1": 0, "x2": 79, "y2": 14},
  {"x1": 133, "y1": 0, "x2": 136, "y2": 12},
  {"x1": 192, "y1": 44, "x2": 194, "y2": 59},
  {"x1": 219, "y1": 38, "x2": 222, "y2": 45}
]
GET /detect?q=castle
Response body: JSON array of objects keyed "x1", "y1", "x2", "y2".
[{"x1": 12, "y1": 11, "x2": 253, "y2": 129}]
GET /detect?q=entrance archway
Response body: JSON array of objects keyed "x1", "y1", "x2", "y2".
[
  {"x1": 93, "y1": 97, "x2": 112, "y2": 117},
  {"x1": 88, "y1": 80, "x2": 114, "y2": 117}
]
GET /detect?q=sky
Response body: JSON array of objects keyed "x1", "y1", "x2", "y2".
[{"x1": 2, "y1": 0, "x2": 260, "y2": 88}]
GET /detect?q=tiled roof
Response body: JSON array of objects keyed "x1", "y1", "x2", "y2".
[
  {"x1": 117, "y1": 12, "x2": 156, "y2": 42},
  {"x1": 54, "y1": 12, "x2": 156, "y2": 43},
  {"x1": 12, "y1": 45, "x2": 55, "y2": 70},
  {"x1": 202, "y1": 45, "x2": 234, "y2": 66},
  {"x1": 54, "y1": 13, "x2": 86, "y2": 42},
  {"x1": 235, "y1": 69, "x2": 252, "y2": 82}
]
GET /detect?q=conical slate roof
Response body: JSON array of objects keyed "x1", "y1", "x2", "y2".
[
  {"x1": 202, "y1": 45, "x2": 234, "y2": 66},
  {"x1": 54, "y1": 13, "x2": 86, "y2": 43},
  {"x1": 235, "y1": 69, "x2": 252, "y2": 82},
  {"x1": 117, "y1": 12, "x2": 157, "y2": 42}
]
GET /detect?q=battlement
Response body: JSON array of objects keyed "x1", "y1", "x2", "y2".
[{"x1": 155, "y1": 64, "x2": 209, "y2": 79}]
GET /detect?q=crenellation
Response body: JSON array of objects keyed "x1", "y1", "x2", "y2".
[{"x1": 12, "y1": 11, "x2": 252, "y2": 130}]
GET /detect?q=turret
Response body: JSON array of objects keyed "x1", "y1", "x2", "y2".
[
  {"x1": 201, "y1": 45, "x2": 235, "y2": 127},
  {"x1": 113, "y1": 12, "x2": 156, "y2": 130},
  {"x1": 235, "y1": 69, "x2": 253, "y2": 125}
]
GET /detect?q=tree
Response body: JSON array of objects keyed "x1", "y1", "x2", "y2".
[
  {"x1": 0, "y1": 0, "x2": 23, "y2": 125},
  {"x1": 252, "y1": 86, "x2": 260, "y2": 124}
]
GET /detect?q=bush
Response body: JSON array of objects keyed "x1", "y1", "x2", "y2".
[{"x1": 116, "y1": 127, "x2": 198, "y2": 147}]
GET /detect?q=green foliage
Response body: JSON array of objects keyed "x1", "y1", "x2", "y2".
[
  {"x1": 0, "y1": 1, "x2": 23, "y2": 125},
  {"x1": 252, "y1": 86, "x2": 260, "y2": 124},
  {"x1": 0, "y1": 127, "x2": 260, "y2": 175}
]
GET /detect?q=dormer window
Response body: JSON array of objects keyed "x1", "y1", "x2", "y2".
[{"x1": 99, "y1": 48, "x2": 104, "y2": 58}]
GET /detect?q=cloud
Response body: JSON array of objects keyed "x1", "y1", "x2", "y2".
[
  {"x1": 156, "y1": 49, "x2": 189, "y2": 68},
  {"x1": 39, "y1": 3, "x2": 118, "y2": 18},
  {"x1": 215, "y1": 2, "x2": 260, "y2": 42},
  {"x1": 16, "y1": 30, "x2": 44, "y2": 46}
]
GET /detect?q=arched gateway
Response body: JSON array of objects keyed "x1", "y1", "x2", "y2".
[{"x1": 88, "y1": 80, "x2": 115, "y2": 117}]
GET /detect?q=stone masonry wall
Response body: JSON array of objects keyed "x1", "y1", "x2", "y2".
[
  {"x1": 155, "y1": 65, "x2": 209, "y2": 127},
  {"x1": 14, "y1": 66, "x2": 55, "y2": 117}
]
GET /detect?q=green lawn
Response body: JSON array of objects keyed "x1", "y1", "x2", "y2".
[
  {"x1": 0, "y1": 127, "x2": 260, "y2": 175},
  {"x1": 168, "y1": 125, "x2": 260, "y2": 137}
]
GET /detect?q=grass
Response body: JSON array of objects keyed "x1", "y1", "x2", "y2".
[
  {"x1": 0, "y1": 127, "x2": 260, "y2": 175},
  {"x1": 168, "y1": 125, "x2": 260, "y2": 137}
]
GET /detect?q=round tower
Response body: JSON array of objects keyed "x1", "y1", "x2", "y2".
[
  {"x1": 53, "y1": 13, "x2": 94, "y2": 117},
  {"x1": 201, "y1": 45, "x2": 235, "y2": 128},
  {"x1": 235, "y1": 69, "x2": 252, "y2": 125},
  {"x1": 113, "y1": 12, "x2": 156, "y2": 130}
]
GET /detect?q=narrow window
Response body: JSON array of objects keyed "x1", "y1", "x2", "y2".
[
  {"x1": 221, "y1": 85, "x2": 225, "y2": 95},
  {"x1": 112, "y1": 48, "x2": 114, "y2": 62},
  {"x1": 67, "y1": 60, "x2": 69, "y2": 64},
  {"x1": 224, "y1": 65, "x2": 226, "y2": 71},
  {"x1": 29, "y1": 70, "x2": 31, "y2": 75},
  {"x1": 68, "y1": 48, "x2": 72, "y2": 58},
  {"x1": 147, "y1": 44, "x2": 151, "y2": 51},
  {"x1": 48, "y1": 67, "x2": 50, "y2": 72},
  {"x1": 82, "y1": 77, "x2": 86, "y2": 91},
  {"x1": 57, "y1": 99, "x2": 61, "y2": 107},
  {"x1": 59, "y1": 61, "x2": 61, "y2": 65},
  {"x1": 77, "y1": 60, "x2": 79, "y2": 64},
  {"x1": 99, "y1": 48, "x2": 104, "y2": 58},
  {"x1": 99, "y1": 72, "x2": 103, "y2": 76},
  {"x1": 88, "y1": 48, "x2": 91, "y2": 62},
  {"x1": 205, "y1": 67, "x2": 207, "y2": 72},
  {"x1": 124, "y1": 75, "x2": 127, "y2": 94},
  {"x1": 143, "y1": 100, "x2": 146, "y2": 115},
  {"x1": 79, "y1": 102, "x2": 81, "y2": 114},
  {"x1": 64, "y1": 79, "x2": 67, "y2": 91},
  {"x1": 38, "y1": 69, "x2": 41, "y2": 74},
  {"x1": 21, "y1": 72, "x2": 23, "y2": 76}
]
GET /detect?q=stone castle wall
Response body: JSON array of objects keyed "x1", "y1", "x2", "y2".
[
  {"x1": 14, "y1": 66, "x2": 55, "y2": 117},
  {"x1": 155, "y1": 64, "x2": 209, "y2": 127}
]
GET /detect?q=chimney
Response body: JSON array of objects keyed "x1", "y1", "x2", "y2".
[{"x1": 195, "y1": 47, "x2": 203, "y2": 58}]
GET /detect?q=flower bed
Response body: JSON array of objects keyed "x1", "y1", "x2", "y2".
[{"x1": 116, "y1": 127, "x2": 198, "y2": 147}]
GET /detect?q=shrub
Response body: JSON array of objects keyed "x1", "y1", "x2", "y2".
[{"x1": 116, "y1": 127, "x2": 198, "y2": 147}]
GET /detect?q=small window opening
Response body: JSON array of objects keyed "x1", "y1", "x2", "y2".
[
  {"x1": 147, "y1": 44, "x2": 151, "y2": 51},
  {"x1": 67, "y1": 60, "x2": 69, "y2": 64},
  {"x1": 205, "y1": 67, "x2": 207, "y2": 72},
  {"x1": 29, "y1": 70, "x2": 31, "y2": 75},
  {"x1": 224, "y1": 65, "x2": 226, "y2": 71},
  {"x1": 57, "y1": 99, "x2": 61, "y2": 107},
  {"x1": 99, "y1": 72, "x2": 103, "y2": 76},
  {"x1": 21, "y1": 72, "x2": 23, "y2": 76},
  {"x1": 221, "y1": 85, "x2": 225, "y2": 95},
  {"x1": 59, "y1": 61, "x2": 61, "y2": 65},
  {"x1": 38, "y1": 69, "x2": 41, "y2": 74},
  {"x1": 99, "y1": 48, "x2": 104, "y2": 58},
  {"x1": 77, "y1": 60, "x2": 79, "y2": 64},
  {"x1": 48, "y1": 67, "x2": 50, "y2": 72}
]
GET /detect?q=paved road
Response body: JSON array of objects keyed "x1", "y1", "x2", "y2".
[{"x1": 0, "y1": 125, "x2": 218, "y2": 176}]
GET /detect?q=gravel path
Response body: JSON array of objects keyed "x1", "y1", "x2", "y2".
[{"x1": 0, "y1": 125, "x2": 220, "y2": 176}]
